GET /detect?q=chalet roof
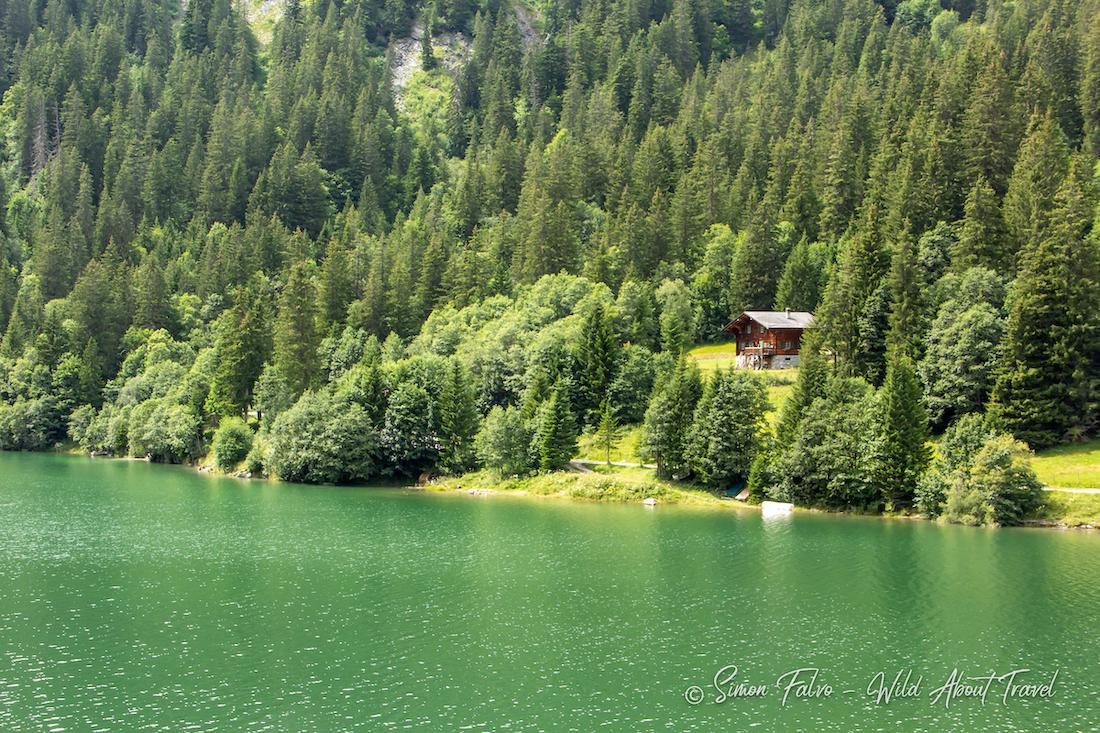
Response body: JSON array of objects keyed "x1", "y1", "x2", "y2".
[{"x1": 728, "y1": 310, "x2": 815, "y2": 330}]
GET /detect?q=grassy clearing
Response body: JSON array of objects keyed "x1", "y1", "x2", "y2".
[
  {"x1": 431, "y1": 469, "x2": 751, "y2": 508},
  {"x1": 687, "y1": 341, "x2": 738, "y2": 371},
  {"x1": 1034, "y1": 491, "x2": 1100, "y2": 528},
  {"x1": 1032, "y1": 439, "x2": 1100, "y2": 489}
]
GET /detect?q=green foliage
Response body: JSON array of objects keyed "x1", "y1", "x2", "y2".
[
  {"x1": 532, "y1": 385, "x2": 579, "y2": 472},
  {"x1": 0, "y1": 0, "x2": 1094, "y2": 516},
  {"x1": 919, "y1": 268, "x2": 1006, "y2": 428},
  {"x1": 274, "y1": 261, "x2": 320, "y2": 398},
  {"x1": 941, "y1": 434, "x2": 1043, "y2": 527},
  {"x1": 268, "y1": 390, "x2": 377, "y2": 484},
  {"x1": 640, "y1": 357, "x2": 703, "y2": 479},
  {"x1": 253, "y1": 362, "x2": 294, "y2": 428},
  {"x1": 127, "y1": 399, "x2": 201, "y2": 463},
  {"x1": 437, "y1": 360, "x2": 479, "y2": 474},
  {"x1": 595, "y1": 399, "x2": 620, "y2": 465},
  {"x1": 869, "y1": 355, "x2": 931, "y2": 510},
  {"x1": 475, "y1": 405, "x2": 535, "y2": 476},
  {"x1": 916, "y1": 412, "x2": 999, "y2": 517},
  {"x1": 212, "y1": 417, "x2": 253, "y2": 472},
  {"x1": 607, "y1": 344, "x2": 659, "y2": 424},
  {"x1": 574, "y1": 302, "x2": 619, "y2": 425},
  {"x1": 775, "y1": 329, "x2": 828, "y2": 445},
  {"x1": 381, "y1": 382, "x2": 440, "y2": 476},
  {"x1": 745, "y1": 431, "x2": 779, "y2": 502},
  {"x1": 686, "y1": 369, "x2": 768, "y2": 489},
  {"x1": 691, "y1": 225, "x2": 737, "y2": 337},
  {"x1": 0, "y1": 396, "x2": 61, "y2": 450},
  {"x1": 656, "y1": 279, "x2": 697, "y2": 355},
  {"x1": 778, "y1": 378, "x2": 878, "y2": 510},
  {"x1": 991, "y1": 159, "x2": 1099, "y2": 449},
  {"x1": 774, "y1": 237, "x2": 825, "y2": 313}
]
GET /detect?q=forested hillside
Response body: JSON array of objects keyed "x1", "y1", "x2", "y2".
[{"x1": 0, "y1": 0, "x2": 1097, "y2": 520}]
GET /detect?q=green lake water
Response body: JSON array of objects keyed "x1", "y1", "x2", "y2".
[{"x1": 1, "y1": 452, "x2": 1098, "y2": 732}]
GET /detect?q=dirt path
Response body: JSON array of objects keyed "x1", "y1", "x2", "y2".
[{"x1": 1044, "y1": 486, "x2": 1100, "y2": 494}]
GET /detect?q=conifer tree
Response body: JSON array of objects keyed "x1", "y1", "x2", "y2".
[
  {"x1": 532, "y1": 384, "x2": 579, "y2": 472},
  {"x1": 132, "y1": 255, "x2": 170, "y2": 330},
  {"x1": 437, "y1": 360, "x2": 479, "y2": 474},
  {"x1": 420, "y1": 13, "x2": 437, "y2": 71},
  {"x1": 871, "y1": 354, "x2": 931, "y2": 510},
  {"x1": 952, "y1": 175, "x2": 1009, "y2": 272},
  {"x1": 274, "y1": 261, "x2": 320, "y2": 398},
  {"x1": 1002, "y1": 111, "x2": 1069, "y2": 257},
  {"x1": 686, "y1": 369, "x2": 768, "y2": 489},
  {"x1": 318, "y1": 237, "x2": 357, "y2": 331},
  {"x1": 774, "y1": 237, "x2": 824, "y2": 312},
  {"x1": 656, "y1": 279, "x2": 698, "y2": 354},
  {"x1": 79, "y1": 337, "x2": 104, "y2": 407},
  {"x1": 641, "y1": 357, "x2": 702, "y2": 479},
  {"x1": 961, "y1": 49, "x2": 1021, "y2": 196},
  {"x1": 208, "y1": 285, "x2": 272, "y2": 417},
  {"x1": 991, "y1": 157, "x2": 1099, "y2": 448},
  {"x1": 775, "y1": 330, "x2": 829, "y2": 445},
  {"x1": 886, "y1": 225, "x2": 923, "y2": 360},
  {"x1": 575, "y1": 302, "x2": 619, "y2": 425},
  {"x1": 595, "y1": 399, "x2": 620, "y2": 466}
]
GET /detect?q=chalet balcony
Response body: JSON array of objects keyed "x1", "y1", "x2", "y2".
[{"x1": 738, "y1": 343, "x2": 775, "y2": 356}]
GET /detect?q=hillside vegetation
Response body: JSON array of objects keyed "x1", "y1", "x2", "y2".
[{"x1": 0, "y1": 0, "x2": 1097, "y2": 526}]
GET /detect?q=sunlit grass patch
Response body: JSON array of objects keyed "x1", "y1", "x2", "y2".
[{"x1": 1032, "y1": 439, "x2": 1100, "y2": 489}]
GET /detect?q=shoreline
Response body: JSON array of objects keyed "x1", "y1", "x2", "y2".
[{"x1": 44, "y1": 447, "x2": 1100, "y2": 530}]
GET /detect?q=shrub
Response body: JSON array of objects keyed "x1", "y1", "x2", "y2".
[
  {"x1": 268, "y1": 390, "x2": 377, "y2": 484},
  {"x1": 0, "y1": 397, "x2": 61, "y2": 450},
  {"x1": 917, "y1": 413, "x2": 998, "y2": 517},
  {"x1": 380, "y1": 382, "x2": 439, "y2": 476},
  {"x1": 475, "y1": 405, "x2": 534, "y2": 476},
  {"x1": 68, "y1": 404, "x2": 98, "y2": 447},
  {"x1": 212, "y1": 417, "x2": 253, "y2": 472},
  {"x1": 244, "y1": 431, "x2": 270, "y2": 475},
  {"x1": 127, "y1": 399, "x2": 201, "y2": 463},
  {"x1": 941, "y1": 434, "x2": 1042, "y2": 527}
]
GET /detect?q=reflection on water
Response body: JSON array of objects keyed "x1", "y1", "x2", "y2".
[{"x1": 0, "y1": 452, "x2": 1098, "y2": 731}]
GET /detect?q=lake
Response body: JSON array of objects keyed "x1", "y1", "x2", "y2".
[{"x1": 1, "y1": 452, "x2": 1098, "y2": 731}]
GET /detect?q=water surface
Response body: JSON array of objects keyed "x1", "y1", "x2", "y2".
[{"x1": 1, "y1": 452, "x2": 1098, "y2": 731}]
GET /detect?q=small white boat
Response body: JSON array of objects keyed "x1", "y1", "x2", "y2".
[
  {"x1": 761, "y1": 500, "x2": 794, "y2": 516},
  {"x1": 643, "y1": 497, "x2": 657, "y2": 506}
]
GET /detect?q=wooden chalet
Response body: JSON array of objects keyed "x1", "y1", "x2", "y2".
[{"x1": 722, "y1": 310, "x2": 814, "y2": 370}]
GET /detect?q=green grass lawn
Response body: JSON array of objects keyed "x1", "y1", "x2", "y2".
[
  {"x1": 1032, "y1": 439, "x2": 1100, "y2": 489},
  {"x1": 686, "y1": 341, "x2": 739, "y2": 371},
  {"x1": 1035, "y1": 490, "x2": 1100, "y2": 527},
  {"x1": 433, "y1": 469, "x2": 752, "y2": 508}
]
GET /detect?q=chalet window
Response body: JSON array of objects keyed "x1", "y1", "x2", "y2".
[{"x1": 746, "y1": 324, "x2": 753, "y2": 334}]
